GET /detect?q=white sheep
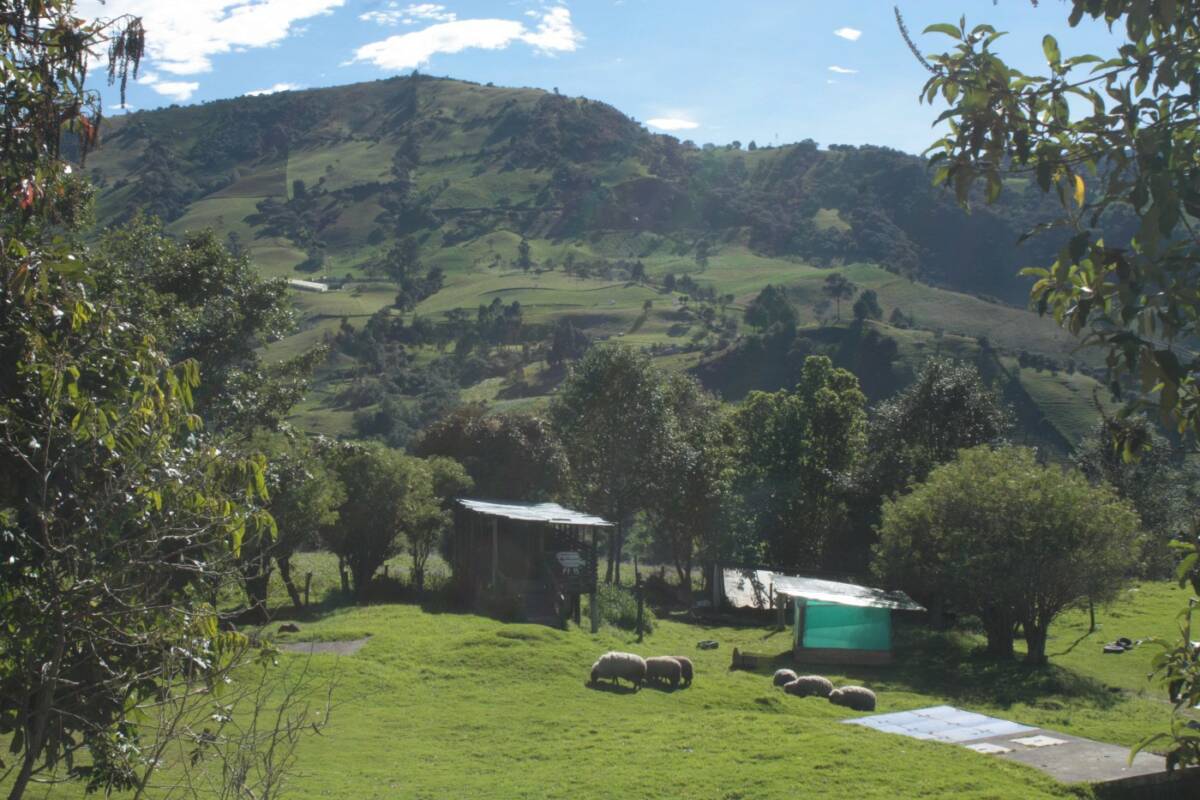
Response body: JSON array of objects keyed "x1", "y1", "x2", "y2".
[
  {"x1": 828, "y1": 685, "x2": 876, "y2": 711},
  {"x1": 589, "y1": 651, "x2": 647, "y2": 688},
  {"x1": 645, "y1": 656, "x2": 682, "y2": 688},
  {"x1": 783, "y1": 675, "x2": 834, "y2": 698},
  {"x1": 669, "y1": 656, "x2": 694, "y2": 686},
  {"x1": 772, "y1": 668, "x2": 798, "y2": 687}
]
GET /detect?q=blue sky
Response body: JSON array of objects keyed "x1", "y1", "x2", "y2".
[{"x1": 80, "y1": 1, "x2": 1123, "y2": 155}]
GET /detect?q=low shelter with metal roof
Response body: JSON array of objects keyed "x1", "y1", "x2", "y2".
[
  {"x1": 723, "y1": 569, "x2": 923, "y2": 665},
  {"x1": 453, "y1": 499, "x2": 611, "y2": 630}
]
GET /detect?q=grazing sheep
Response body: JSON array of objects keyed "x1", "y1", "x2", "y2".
[
  {"x1": 828, "y1": 686, "x2": 877, "y2": 712},
  {"x1": 589, "y1": 652, "x2": 647, "y2": 688},
  {"x1": 772, "y1": 669, "x2": 798, "y2": 687},
  {"x1": 645, "y1": 656, "x2": 683, "y2": 688},
  {"x1": 670, "y1": 656, "x2": 694, "y2": 686},
  {"x1": 783, "y1": 675, "x2": 834, "y2": 698}
]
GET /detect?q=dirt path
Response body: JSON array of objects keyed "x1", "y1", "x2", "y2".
[{"x1": 279, "y1": 637, "x2": 370, "y2": 656}]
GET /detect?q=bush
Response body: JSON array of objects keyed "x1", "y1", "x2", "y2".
[{"x1": 590, "y1": 583, "x2": 655, "y2": 633}]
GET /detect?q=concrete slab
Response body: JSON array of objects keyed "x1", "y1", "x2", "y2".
[
  {"x1": 846, "y1": 705, "x2": 1167, "y2": 786},
  {"x1": 978, "y1": 728, "x2": 1164, "y2": 785}
]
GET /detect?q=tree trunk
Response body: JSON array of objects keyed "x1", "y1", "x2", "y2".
[
  {"x1": 413, "y1": 565, "x2": 425, "y2": 594},
  {"x1": 276, "y1": 555, "x2": 303, "y2": 610},
  {"x1": 8, "y1": 749, "x2": 35, "y2": 800},
  {"x1": 604, "y1": 532, "x2": 614, "y2": 584},
  {"x1": 353, "y1": 564, "x2": 371, "y2": 605},
  {"x1": 337, "y1": 556, "x2": 350, "y2": 594},
  {"x1": 981, "y1": 609, "x2": 1015, "y2": 659},
  {"x1": 243, "y1": 569, "x2": 271, "y2": 623},
  {"x1": 613, "y1": 527, "x2": 623, "y2": 585},
  {"x1": 1024, "y1": 620, "x2": 1049, "y2": 665}
]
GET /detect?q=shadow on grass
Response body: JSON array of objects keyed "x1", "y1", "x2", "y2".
[
  {"x1": 835, "y1": 624, "x2": 1123, "y2": 712},
  {"x1": 584, "y1": 681, "x2": 640, "y2": 695}
]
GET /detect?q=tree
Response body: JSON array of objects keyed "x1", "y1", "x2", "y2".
[
  {"x1": 630, "y1": 260, "x2": 647, "y2": 283},
  {"x1": 645, "y1": 374, "x2": 732, "y2": 592},
  {"x1": 731, "y1": 356, "x2": 866, "y2": 571},
  {"x1": 1074, "y1": 415, "x2": 1195, "y2": 578},
  {"x1": 321, "y1": 444, "x2": 430, "y2": 603},
  {"x1": 550, "y1": 345, "x2": 672, "y2": 583},
  {"x1": 517, "y1": 237, "x2": 533, "y2": 271},
  {"x1": 695, "y1": 238, "x2": 711, "y2": 268},
  {"x1": 663, "y1": 272, "x2": 677, "y2": 292},
  {"x1": 743, "y1": 284, "x2": 797, "y2": 330},
  {"x1": 91, "y1": 216, "x2": 303, "y2": 433},
  {"x1": 242, "y1": 433, "x2": 345, "y2": 614},
  {"x1": 823, "y1": 273, "x2": 856, "y2": 320},
  {"x1": 867, "y1": 358, "x2": 1012, "y2": 498},
  {"x1": 909, "y1": 0, "x2": 1200, "y2": 762},
  {"x1": 406, "y1": 457, "x2": 472, "y2": 593},
  {"x1": 852, "y1": 288, "x2": 883, "y2": 321},
  {"x1": 412, "y1": 404, "x2": 568, "y2": 500},
  {"x1": 875, "y1": 446, "x2": 1141, "y2": 664},
  {"x1": 377, "y1": 236, "x2": 421, "y2": 282},
  {"x1": 0, "y1": 4, "x2": 293, "y2": 797}
]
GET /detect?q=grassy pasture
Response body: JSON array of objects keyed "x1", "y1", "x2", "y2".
[
  {"x1": 15, "y1": 550, "x2": 1187, "y2": 800},
  {"x1": 1004, "y1": 360, "x2": 1112, "y2": 446}
]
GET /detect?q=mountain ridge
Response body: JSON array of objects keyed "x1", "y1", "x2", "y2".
[{"x1": 84, "y1": 74, "x2": 1108, "y2": 449}]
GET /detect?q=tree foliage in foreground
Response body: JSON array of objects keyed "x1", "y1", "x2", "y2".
[
  {"x1": 0, "y1": 2, "x2": 296, "y2": 797},
  {"x1": 875, "y1": 446, "x2": 1141, "y2": 665},
  {"x1": 912, "y1": 0, "x2": 1200, "y2": 764}
]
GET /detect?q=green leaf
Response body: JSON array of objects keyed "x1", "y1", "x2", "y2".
[
  {"x1": 1042, "y1": 34, "x2": 1061, "y2": 66},
  {"x1": 923, "y1": 23, "x2": 962, "y2": 38}
]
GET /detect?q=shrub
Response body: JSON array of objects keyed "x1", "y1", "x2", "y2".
[{"x1": 591, "y1": 583, "x2": 655, "y2": 633}]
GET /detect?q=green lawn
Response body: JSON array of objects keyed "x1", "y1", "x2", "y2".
[{"x1": 9, "y1": 551, "x2": 1191, "y2": 799}]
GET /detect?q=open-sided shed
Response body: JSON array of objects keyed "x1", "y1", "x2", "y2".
[
  {"x1": 776, "y1": 575, "x2": 924, "y2": 665},
  {"x1": 452, "y1": 499, "x2": 611, "y2": 629},
  {"x1": 722, "y1": 569, "x2": 923, "y2": 665}
]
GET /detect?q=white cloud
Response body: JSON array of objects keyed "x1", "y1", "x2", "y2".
[
  {"x1": 76, "y1": 1, "x2": 345, "y2": 75},
  {"x1": 520, "y1": 7, "x2": 581, "y2": 53},
  {"x1": 833, "y1": 27, "x2": 861, "y2": 42},
  {"x1": 360, "y1": 3, "x2": 456, "y2": 26},
  {"x1": 136, "y1": 71, "x2": 199, "y2": 102},
  {"x1": 350, "y1": 6, "x2": 581, "y2": 71},
  {"x1": 149, "y1": 80, "x2": 201, "y2": 101},
  {"x1": 828, "y1": 65, "x2": 858, "y2": 74},
  {"x1": 646, "y1": 117, "x2": 699, "y2": 131},
  {"x1": 245, "y1": 82, "x2": 301, "y2": 96}
]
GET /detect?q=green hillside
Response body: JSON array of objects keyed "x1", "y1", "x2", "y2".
[{"x1": 86, "y1": 75, "x2": 1112, "y2": 448}]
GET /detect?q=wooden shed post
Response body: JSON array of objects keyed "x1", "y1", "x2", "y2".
[
  {"x1": 491, "y1": 518, "x2": 499, "y2": 588},
  {"x1": 589, "y1": 528, "x2": 599, "y2": 633}
]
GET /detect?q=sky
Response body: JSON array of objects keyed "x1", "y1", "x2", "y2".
[{"x1": 79, "y1": 1, "x2": 1124, "y2": 155}]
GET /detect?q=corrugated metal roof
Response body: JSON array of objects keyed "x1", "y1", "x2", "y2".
[
  {"x1": 457, "y1": 498, "x2": 613, "y2": 527},
  {"x1": 723, "y1": 568, "x2": 924, "y2": 611}
]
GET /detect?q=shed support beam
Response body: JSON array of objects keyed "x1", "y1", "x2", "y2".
[{"x1": 491, "y1": 518, "x2": 499, "y2": 588}]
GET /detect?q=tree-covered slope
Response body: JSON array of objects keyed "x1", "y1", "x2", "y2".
[{"x1": 85, "y1": 74, "x2": 1110, "y2": 447}]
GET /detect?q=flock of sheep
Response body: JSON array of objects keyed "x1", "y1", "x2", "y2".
[
  {"x1": 585, "y1": 652, "x2": 877, "y2": 713},
  {"x1": 588, "y1": 651, "x2": 694, "y2": 689},
  {"x1": 772, "y1": 668, "x2": 877, "y2": 711}
]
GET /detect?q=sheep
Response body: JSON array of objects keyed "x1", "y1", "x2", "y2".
[
  {"x1": 589, "y1": 651, "x2": 647, "y2": 688},
  {"x1": 645, "y1": 656, "x2": 683, "y2": 688},
  {"x1": 828, "y1": 686, "x2": 877, "y2": 712},
  {"x1": 669, "y1": 656, "x2": 694, "y2": 687},
  {"x1": 772, "y1": 668, "x2": 798, "y2": 687},
  {"x1": 783, "y1": 675, "x2": 834, "y2": 698}
]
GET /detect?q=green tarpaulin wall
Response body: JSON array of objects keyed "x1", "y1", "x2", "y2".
[{"x1": 797, "y1": 600, "x2": 892, "y2": 651}]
